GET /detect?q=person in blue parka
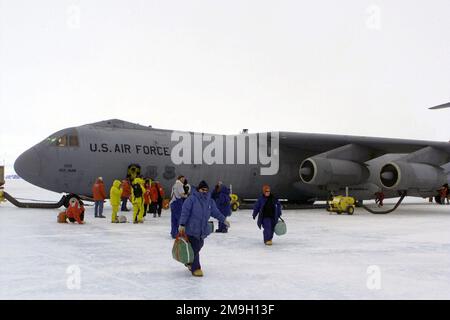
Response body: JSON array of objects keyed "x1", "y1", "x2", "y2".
[
  {"x1": 170, "y1": 175, "x2": 188, "y2": 238},
  {"x1": 178, "y1": 180, "x2": 230, "y2": 277},
  {"x1": 212, "y1": 182, "x2": 232, "y2": 233},
  {"x1": 252, "y1": 184, "x2": 282, "y2": 246}
]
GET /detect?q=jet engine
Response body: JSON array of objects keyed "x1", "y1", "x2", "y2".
[
  {"x1": 299, "y1": 157, "x2": 369, "y2": 186},
  {"x1": 379, "y1": 161, "x2": 446, "y2": 191}
]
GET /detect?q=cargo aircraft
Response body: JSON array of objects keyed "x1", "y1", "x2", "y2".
[{"x1": 14, "y1": 116, "x2": 450, "y2": 207}]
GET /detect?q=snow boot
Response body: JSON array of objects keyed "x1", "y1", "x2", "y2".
[
  {"x1": 265, "y1": 240, "x2": 273, "y2": 246},
  {"x1": 192, "y1": 269, "x2": 203, "y2": 277}
]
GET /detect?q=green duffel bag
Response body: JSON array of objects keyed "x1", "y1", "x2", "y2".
[
  {"x1": 208, "y1": 221, "x2": 214, "y2": 234},
  {"x1": 274, "y1": 218, "x2": 287, "y2": 236},
  {"x1": 172, "y1": 235, "x2": 194, "y2": 265}
]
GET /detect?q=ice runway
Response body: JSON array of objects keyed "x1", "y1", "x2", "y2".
[{"x1": 1, "y1": 180, "x2": 450, "y2": 299}]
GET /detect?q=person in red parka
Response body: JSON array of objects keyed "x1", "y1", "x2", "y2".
[
  {"x1": 121, "y1": 178, "x2": 131, "y2": 212},
  {"x1": 66, "y1": 198, "x2": 85, "y2": 224},
  {"x1": 92, "y1": 177, "x2": 106, "y2": 218}
]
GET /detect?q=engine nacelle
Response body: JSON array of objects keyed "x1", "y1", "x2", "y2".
[
  {"x1": 299, "y1": 157, "x2": 369, "y2": 186},
  {"x1": 380, "y1": 161, "x2": 446, "y2": 190}
]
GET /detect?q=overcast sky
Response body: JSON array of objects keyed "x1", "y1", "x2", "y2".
[{"x1": 1, "y1": 0, "x2": 449, "y2": 174}]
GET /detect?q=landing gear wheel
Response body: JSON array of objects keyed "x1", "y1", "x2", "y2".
[{"x1": 347, "y1": 206, "x2": 354, "y2": 215}]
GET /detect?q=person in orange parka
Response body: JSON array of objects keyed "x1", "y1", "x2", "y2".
[
  {"x1": 143, "y1": 179, "x2": 152, "y2": 217},
  {"x1": 92, "y1": 177, "x2": 106, "y2": 218},
  {"x1": 66, "y1": 198, "x2": 85, "y2": 224},
  {"x1": 120, "y1": 179, "x2": 131, "y2": 212},
  {"x1": 149, "y1": 181, "x2": 160, "y2": 218}
]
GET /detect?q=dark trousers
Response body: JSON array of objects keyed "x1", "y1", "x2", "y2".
[
  {"x1": 157, "y1": 199, "x2": 163, "y2": 216},
  {"x1": 170, "y1": 199, "x2": 183, "y2": 238},
  {"x1": 149, "y1": 203, "x2": 157, "y2": 214},
  {"x1": 262, "y1": 217, "x2": 275, "y2": 242},
  {"x1": 143, "y1": 203, "x2": 150, "y2": 216},
  {"x1": 121, "y1": 197, "x2": 128, "y2": 211},
  {"x1": 188, "y1": 236, "x2": 204, "y2": 272},
  {"x1": 94, "y1": 201, "x2": 104, "y2": 216}
]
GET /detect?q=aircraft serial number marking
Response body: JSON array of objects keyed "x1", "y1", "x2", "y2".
[{"x1": 89, "y1": 143, "x2": 170, "y2": 156}]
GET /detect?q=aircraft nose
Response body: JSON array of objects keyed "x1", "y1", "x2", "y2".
[{"x1": 14, "y1": 147, "x2": 42, "y2": 183}]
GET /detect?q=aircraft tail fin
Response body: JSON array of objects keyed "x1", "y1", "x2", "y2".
[{"x1": 429, "y1": 102, "x2": 450, "y2": 110}]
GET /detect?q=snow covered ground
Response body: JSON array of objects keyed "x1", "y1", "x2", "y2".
[{"x1": 1, "y1": 180, "x2": 449, "y2": 300}]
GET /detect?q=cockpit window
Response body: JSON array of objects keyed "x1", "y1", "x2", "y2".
[
  {"x1": 46, "y1": 131, "x2": 79, "y2": 147},
  {"x1": 57, "y1": 135, "x2": 68, "y2": 147},
  {"x1": 69, "y1": 135, "x2": 79, "y2": 146}
]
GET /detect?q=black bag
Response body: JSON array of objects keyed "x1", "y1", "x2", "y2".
[{"x1": 132, "y1": 184, "x2": 143, "y2": 198}]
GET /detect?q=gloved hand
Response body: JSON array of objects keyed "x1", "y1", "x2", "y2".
[
  {"x1": 178, "y1": 225, "x2": 186, "y2": 235},
  {"x1": 252, "y1": 215, "x2": 256, "y2": 220},
  {"x1": 224, "y1": 220, "x2": 230, "y2": 228}
]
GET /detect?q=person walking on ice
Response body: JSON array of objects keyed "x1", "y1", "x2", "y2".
[
  {"x1": 178, "y1": 180, "x2": 230, "y2": 277},
  {"x1": 252, "y1": 184, "x2": 282, "y2": 246}
]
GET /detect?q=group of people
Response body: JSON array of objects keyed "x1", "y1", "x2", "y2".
[
  {"x1": 427, "y1": 184, "x2": 450, "y2": 204},
  {"x1": 172, "y1": 176, "x2": 282, "y2": 277},
  {"x1": 169, "y1": 176, "x2": 234, "y2": 239},
  {"x1": 61, "y1": 174, "x2": 284, "y2": 278},
  {"x1": 88, "y1": 176, "x2": 166, "y2": 224}
]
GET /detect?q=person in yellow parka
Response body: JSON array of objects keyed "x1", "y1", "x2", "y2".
[
  {"x1": 110, "y1": 180, "x2": 122, "y2": 223},
  {"x1": 131, "y1": 177, "x2": 146, "y2": 223}
]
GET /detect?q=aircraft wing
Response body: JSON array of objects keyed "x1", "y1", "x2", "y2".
[
  {"x1": 279, "y1": 131, "x2": 450, "y2": 192},
  {"x1": 279, "y1": 132, "x2": 450, "y2": 154}
]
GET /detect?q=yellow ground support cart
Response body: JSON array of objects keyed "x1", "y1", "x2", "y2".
[
  {"x1": 230, "y1": 194, "x2": 240, "y2": 211},
  {"x1": 327, "y1": 196, "x2": 355, "y2": 215}
]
